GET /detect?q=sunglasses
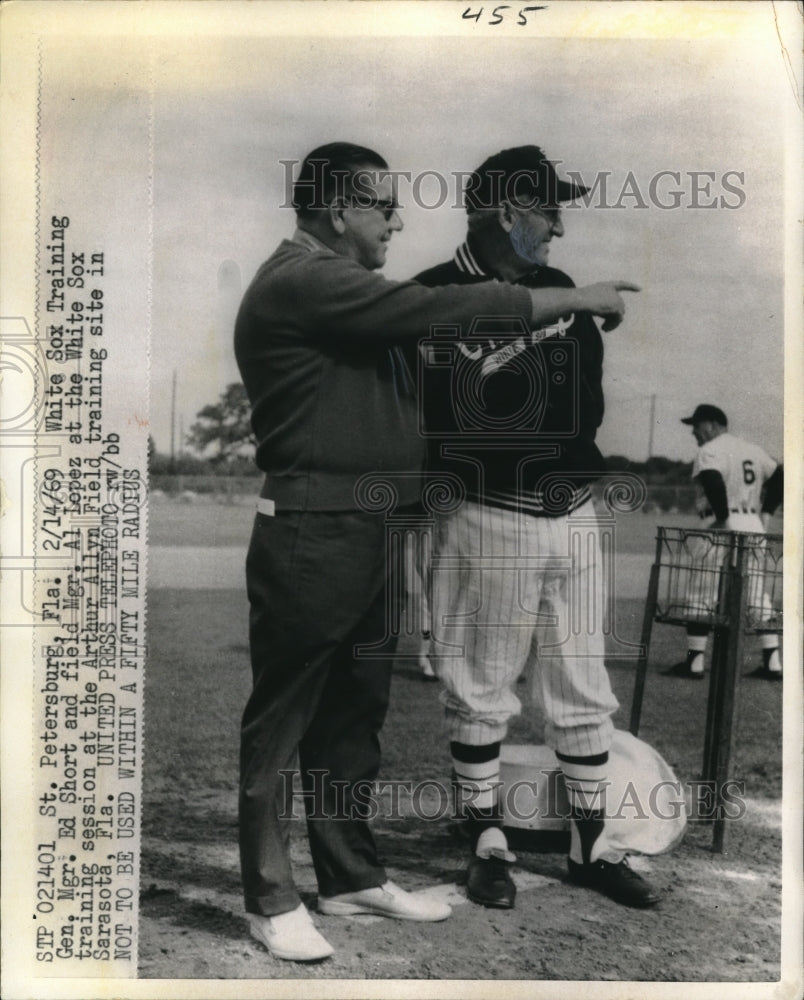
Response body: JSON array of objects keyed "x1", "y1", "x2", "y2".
[
  {"x1": 337, "y1": 197, "x2": 399, "y2": 221},
  {"x1": 524, "y1": 204, "x2": 562, "y2": 226},
  {"x1": 365, "y1": 199, "x2": 399, "y2": 221}
]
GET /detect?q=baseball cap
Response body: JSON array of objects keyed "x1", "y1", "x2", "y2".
[
  {"x1": 681, "y1": 404, "x2": 728, "y2": 426},
  {"x1": 465, "y1": 145, "x2": 589, "y2": 212}
]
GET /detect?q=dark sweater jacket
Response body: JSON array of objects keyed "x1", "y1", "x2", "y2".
[
  {"x1": 414, "y1": 245, "x2": 606, "y2": 514},
  {"x1": 234, "y1": 235, "x2": 533, "y2": 510}
]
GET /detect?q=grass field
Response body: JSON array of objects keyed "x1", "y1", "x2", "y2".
[
  {"x1": 139, "y1": 496, "x2": 785, "y2": 981},
  {"x1": 147, "y1": 493, "x2": 783, "y2": 552}
]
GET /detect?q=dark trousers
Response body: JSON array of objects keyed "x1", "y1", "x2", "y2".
[{"x1": 239, "y1": 507, "x2": 397, "y2": 917}]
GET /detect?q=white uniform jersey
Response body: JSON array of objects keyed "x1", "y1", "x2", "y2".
[{"x1": 692, "y1": 432, "x2": 777, "y2": 519}]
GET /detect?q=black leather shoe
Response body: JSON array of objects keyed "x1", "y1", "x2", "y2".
[
  {"x1": 747, "y1": 665, "x2": 782, "y2": 681},
  {"x1": 663, "y1": 661, "x2": 704, "y2": 680},
  {"x1": 466, "y1": 850, "x2": 516, "y2": 909},
  {"x1": 567, "y1": 857, "x2": 660, "y2": 909}
]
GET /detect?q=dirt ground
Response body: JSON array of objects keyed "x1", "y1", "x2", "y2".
[
  {"x1": 139, "y1": 811, "x2": 783, "y2": 983},
  {"x1": 139, "y1": 589, "x2": 786, "y2": 986}
]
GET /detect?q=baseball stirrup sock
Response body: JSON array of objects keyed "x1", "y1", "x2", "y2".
[
  {"x1": 686, "y1": 624, "x2": 708, "y2": 654},
  {"x1": 557, "y1": 751, "x2": 615, "y2": 865},
  {"x1": 450, "y1": 741, "x2": 503, "y2": 849}
]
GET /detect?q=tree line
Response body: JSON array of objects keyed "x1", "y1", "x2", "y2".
[{"x1": 150, "y1": 382, "x2": 694, "y2": 483}]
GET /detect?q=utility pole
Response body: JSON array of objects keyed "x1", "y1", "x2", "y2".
[
  {"x1": 169, "y1": 369, "x2": 177, "y2": 474},
  {"x1": 647, "y1": 393, "x2": 656, "y2": 460}
]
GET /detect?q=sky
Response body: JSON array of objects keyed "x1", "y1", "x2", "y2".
[{"x1": 38, "y1": 4, "x2": 796, "y2": 462}]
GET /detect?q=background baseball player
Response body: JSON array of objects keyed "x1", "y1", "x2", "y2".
[
  {"x1": 667, "y1": 404, "x2": 783, "y2": 680},
  {"x1": 415, "y1": 145, "x2": 659, "y2": 911}
]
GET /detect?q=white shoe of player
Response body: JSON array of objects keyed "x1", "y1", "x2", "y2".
[
  {"x1": 248, "y1": 904, "x2": 334, "y2": 961},
  {"x1": 319, "y1": 880, "x2": 451, "y2": 921}
]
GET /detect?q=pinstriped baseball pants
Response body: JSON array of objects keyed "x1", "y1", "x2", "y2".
[{"x1": 430, "y1": 498, "x2": 618, "y2": 756}]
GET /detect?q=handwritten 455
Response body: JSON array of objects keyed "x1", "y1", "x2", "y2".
[{"x1": 462, "y1": 5, "x2": 546, "y2": 26}]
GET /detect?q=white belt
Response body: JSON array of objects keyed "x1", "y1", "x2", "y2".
[{"x1": 699, "y1": 506, "x2": 757, "y2": 519}]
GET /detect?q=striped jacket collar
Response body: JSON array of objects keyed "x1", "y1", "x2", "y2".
[{"x1": 454, "y1": 240, "x2": 488, "y2": 277}]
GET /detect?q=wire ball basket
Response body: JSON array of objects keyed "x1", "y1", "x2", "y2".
[{"x1": 651, "y1": 526, "x2": 782, "y2": 633}]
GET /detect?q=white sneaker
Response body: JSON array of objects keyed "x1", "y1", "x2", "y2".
[
  {"x1": 248, "y1": 904, "x2": 334, "y2": 961},
  {"x1": 318, "y1": 880, "x2": 451, "y2": 922}
]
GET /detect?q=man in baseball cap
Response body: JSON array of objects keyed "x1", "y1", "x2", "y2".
[
  {"x1": 464, "y1": 144, "x2": 589, "y2": 212},
  {"x1": 414, "y1": 145, "x2": 656, "y2": 912},
  {"x1": 668, "y1": 404, "x2": 783, "y2": 679},
  {"x1": 680, "y1": 403, "x2": 728, "y2": 432}
]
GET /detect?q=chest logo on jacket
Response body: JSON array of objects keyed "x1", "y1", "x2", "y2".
[
  {"x1": 420, "y1": 315, "x2": 579, "y2": 437},
  {"x1": 456, "y1": 314, "x2": 573, "y2": 377}
]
